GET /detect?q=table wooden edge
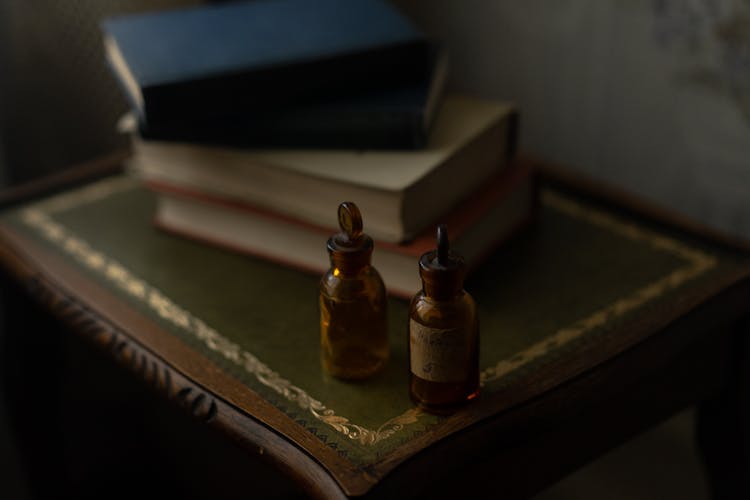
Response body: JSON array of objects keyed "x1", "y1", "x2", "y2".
[
  {"x1": 368, "y1": 276, "x2": 750, "y2": 499},
  {"x1": 0, "y1": 228, "x2": 356, "y2": 499}
]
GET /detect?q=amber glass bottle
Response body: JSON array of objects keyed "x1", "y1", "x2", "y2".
[
  {"x1": 408, "y1": 225, "x2": 479, "y2": 414},
  {"x1": 319, "y1": 202, "x2": 389, "y2": 379}
]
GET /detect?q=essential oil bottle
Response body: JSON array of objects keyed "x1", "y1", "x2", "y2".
[
  {"x1": 408, "y1": 225, "x2": 479, "y2": 413},
  {"x1": 319, "y1": 202, "x2": 389, "y2": 379}
]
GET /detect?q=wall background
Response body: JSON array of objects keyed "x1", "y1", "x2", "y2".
[
  {"x1": 0, "y1": 0, "x2": 202, "y2": 183},
  {"x1": 396, "y1": 0, "x2": 750, "y2": 239}
]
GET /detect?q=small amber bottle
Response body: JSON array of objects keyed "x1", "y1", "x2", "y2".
[
  {"x1": 408, "y1": 225, "x2": 479, "y2": 413},
  {"x1": 319, "y1": 202, "x2": 389, "y2": 380}
]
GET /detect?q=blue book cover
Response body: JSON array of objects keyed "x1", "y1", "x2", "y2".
[
  {"x1": 137, "y1": 50, "x2": 448, "y2": 150},
  {"x1": 102, "y1": 0, "x2": 431, "y2": 125}
]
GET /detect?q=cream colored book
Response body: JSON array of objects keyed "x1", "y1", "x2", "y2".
[{"x1": 129, "y1": 95, "x2": 517, "y2": 243}]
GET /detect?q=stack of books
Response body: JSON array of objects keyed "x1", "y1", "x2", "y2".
[{"x1": 103, "y1": 0, "x2": 534, "y2": 298}]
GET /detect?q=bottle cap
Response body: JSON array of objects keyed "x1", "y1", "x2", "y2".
[
  {"x1": 327, "y1": 202, "x2": 374, "y2": 271},
  {"x1": 419, "y1": 225, "x2": 465, "y2": 298}
]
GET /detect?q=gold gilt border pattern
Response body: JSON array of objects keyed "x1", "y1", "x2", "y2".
[
  {"x1": 480, "y1": 190, "x2": 717, "y2": 384},
  {"x1": 18, "y1": 179, "x2": 717, "y2": 447}
]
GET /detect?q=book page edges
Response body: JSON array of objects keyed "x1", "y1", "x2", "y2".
[
  {"x1": 397, "y1": 162, "x2": 531, "y2": 255},
  {"x1": 154, "y1": 172, "x2": 533, "y2": 299},
  {"x1": 146, "y1": 161, "x2": 530, "y2": 255},
  {"x1": 401, "y1": 111, "x2": 511, "y2": 236},
  {"x1": 131, "y1": 156, "x2": 403, "y2": 242},
  {"x1": 422, "y1": 51, "x2": 450, "y2": 130},
  {"x1": 104, "y1": 34, "x2": 144, "y2": 112}
]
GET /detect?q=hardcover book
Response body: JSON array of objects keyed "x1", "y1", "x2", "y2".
[
  {"x1": 152, "y1": 163, "x2": 535, "y2": 298},
  {"x1": 135, "y1": 51, "x2": 448, "y2": 150},
  {"x1": 102, "y1": 0, "x2": 432, "y2": 126},
  {"x1": 129, "y1": 95, "x2": 519, "y2": 243}
]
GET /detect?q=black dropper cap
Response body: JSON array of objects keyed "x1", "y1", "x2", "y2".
[
  {"x1": 418, "y1": 225, "x2": 465, "y2": 299},
  {"x1": 327, "y1": 202, "x2": 374, "y2": 273}
]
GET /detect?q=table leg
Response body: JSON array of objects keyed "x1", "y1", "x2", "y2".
[
  {"x1": 696, "y1": 317, "x2": 750, "y2": 500},
  {"x1": 0, "y1": 277, "x2": 67, "y2": 499}
]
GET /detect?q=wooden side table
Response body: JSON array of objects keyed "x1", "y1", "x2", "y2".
[{"x1": 1, "y1": 154, "x2": 748, "y2": 499}]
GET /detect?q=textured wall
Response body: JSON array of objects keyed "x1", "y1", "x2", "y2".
[{"x1": 395, "y1": 0, "x2": 750, "y2": 238}]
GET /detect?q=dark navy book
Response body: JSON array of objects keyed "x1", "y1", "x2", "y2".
[
  {"x1": 137, "y1": 50, "x2": 448, "y2": 150},
  {"x1": 102, "y1": 0, "x2": 432, "y2": 127}
]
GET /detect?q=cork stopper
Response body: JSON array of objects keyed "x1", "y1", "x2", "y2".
[
  {"x1": 419, "y1": 225, "x2": 465, "y2": 298},
  {"x1": 327, "y1": 202, "x2": 373, "y2": 272}
]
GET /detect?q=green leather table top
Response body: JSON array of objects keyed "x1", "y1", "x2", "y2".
[{"x1": 3, "y1": 175, "x2": 747, "y2": 467}]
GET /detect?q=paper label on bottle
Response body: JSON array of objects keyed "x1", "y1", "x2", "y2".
[{"x1": 409, "y1": 319, "x2": 470, "y2": 383}]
